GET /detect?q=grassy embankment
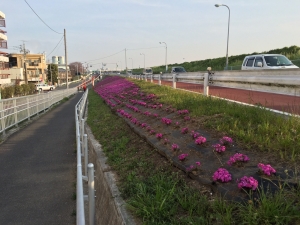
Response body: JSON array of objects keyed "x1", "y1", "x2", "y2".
[
  {"x1": 87, "y1": 79, "x2": 300, "y2": 225},
  {"x1": 128, "y1": 45, "x2": 300, "y2": 74}
]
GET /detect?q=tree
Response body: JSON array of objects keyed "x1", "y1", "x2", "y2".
[
  {"x1": 69, "y1": 62, "x2": 84, "y2": 77},
  {"x1": 47, "y1": 64, "x2": 58, "y2": 85}
]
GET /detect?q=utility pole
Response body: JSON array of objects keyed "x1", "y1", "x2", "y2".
[
  {"x1": 20, "y1": 41, "x2": 30, "y2": 84},
  {"x1": 64, "y1": 29, "x2": 69, "y2": 88},
  {"x1": 50, "y1": 64, "x2": 53, "y2": 85},
  {"x1": 125, "y1": 48, "x2": 127, "y2": 74}
]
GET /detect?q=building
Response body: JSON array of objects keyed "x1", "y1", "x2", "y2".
[
  {"x1": 0, "y1": 10, "x2": 10, "y2": 86},
  {"x1": 9, "y1": 52, "x2": 47, "y2": 84},
  {"x1": 51, "y1": 56, "x2": 71, "y2": 84}
]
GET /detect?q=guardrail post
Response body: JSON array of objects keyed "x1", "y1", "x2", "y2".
[
  {"x1": 204, "y1": 73, "x2": 209, "y2": 96},
  {"x1": 84, "y1": 134, "x2": 88, "y2": 177},
  {"x1": 81, "y1": 119, "x2": 85, "y2": 155},
  {"x1": 145, "y1": 75, "x2": 147, "y2": 82},
  {"x1": 150, "y1": 75, "x2": 153, "y2": 83},
  {"x1": 172, "y1": 74, "x2": 176, "y2": 89},
  {"x1": 158, "y1": 73, "x2": 161, "y2": 86},
  {"x1": 88, "y1": 163, "x2": 95, "y2": 225},
  {"x1": 0, "y1": 101, "x2": 5, "y2": 136},
  {"x1": 26, "y1": 97, "x2": 30, "y2": 121},
  {"x1": 13, "y1": 99, "x2": 18, "y2": 128}
]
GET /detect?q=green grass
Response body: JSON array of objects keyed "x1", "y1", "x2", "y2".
[
  {"x1": 132, "y1": 79, "x2": 300, "y2": 161},
  {"x1": 87, "y1": 88, "x2": 300, "y2": 225}
]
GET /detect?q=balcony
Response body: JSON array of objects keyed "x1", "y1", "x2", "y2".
[
  {"x1": 0, "y1": 32, "x2": 7, "y2": 41},
  {"x1": 0, "y1": 11, "x2": 5, "y2": 20},
  {"x1": 0, "y1": 55, "x2": 8, "y2": 62},
  {"x1": 26, "y1": 62, "x2": 41, "y2": 68}
]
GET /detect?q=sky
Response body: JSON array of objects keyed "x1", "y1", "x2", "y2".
[{"x1": 1, "y1": 0, "x2": 300, "y2": 71}]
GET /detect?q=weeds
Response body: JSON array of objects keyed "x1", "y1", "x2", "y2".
[{"x1": 87, "y1": 81, "x2": 300, "y2": 224}]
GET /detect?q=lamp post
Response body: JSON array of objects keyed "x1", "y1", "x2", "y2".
[
  {"x1": 215, "y1": 4, "x2": 230, "y2": 70},
  {"x1": 140, "y1": 53, "x2": 145, "y2": 68},
  {"x1": 129, "y1": 58, "x2": 133, "y2": 70},
  {"x1": 159, "y1": 42, "x2": 168, "y2": 72}
]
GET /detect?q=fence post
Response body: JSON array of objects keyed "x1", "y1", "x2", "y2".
[
  {"x1": 88, "y1": 163, "x2": 95, "y2": 225},
  {"x1": 13, "y1": 99, "x2": 18, "y2": 128},
  {"x1": 84, "y1": 134, "x2": 88, "y2": 177},
  {"x1": 0, "y1": 101, "x2": 6, "y2": 136},
  {"x1": 172, "y1": 74, "x2": 176, "y2": 89},
  {"x1": 204, "y1": 73, "x2": 209, "y2": 96},
  {"x1": 26, "y1": 97, "x2": 30, "y2": 121},
  {"x1": 81, "y1": 119, "x2": 85, "y2": 155},
  {"x1": 150, "y1": 75, "x2": 153, "y2": 83},
  {"x1": 159, "y1": 73, "x2": 162, "y2": 86}
]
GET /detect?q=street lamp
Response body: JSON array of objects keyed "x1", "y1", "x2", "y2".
[
  {"x1": 215, "y1": 4, "x2": 230, "y2": 70},
  {"x1": 129, "y1": 58, "x2": 133, "y2": 70},
  {"x1": 159, "y1": 42, "x2": 168, "y2": 72},
  {"x1": 140, "y1": 53, "x2": 145, "y2": 68}
]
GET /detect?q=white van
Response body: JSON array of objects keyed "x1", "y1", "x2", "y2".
[
  {"x1": 241, "y1": 54, "x2": 299, "y2": 70},
  {"x1": 143, "y1": 67, "x2": 153, "y2": 75}
]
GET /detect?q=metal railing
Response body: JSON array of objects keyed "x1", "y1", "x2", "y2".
[
  {"x1": 75, "y1": 89, "x2": 95, "y2": 225},
  {"x1": 0, "y1": 88, "x2": 77, "y2": 136},
  {"x1": 128, "y1": 69, "x2": 300, "y2": 97}
]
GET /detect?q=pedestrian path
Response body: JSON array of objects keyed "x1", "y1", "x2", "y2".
[{"x1": 0, "y1": 92, "x2": 82, "y2": 225}]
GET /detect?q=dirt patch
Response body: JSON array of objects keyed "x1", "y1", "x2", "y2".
[{"x1": 108, "y1": 91, "x2": 299, "y2": 202}]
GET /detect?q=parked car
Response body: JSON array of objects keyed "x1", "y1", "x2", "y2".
[
  {"x1": 35, "y1": 84, "x2": 55, "y2": 92},
  {"x1": 171, "y1": 66, "x2": 187, "y2": 73},
  {"x1": 241, "y1": 54, "x2": 299, "y2": 70},
  {"x1": 143, "y1": 67, "x2": 153, "y2": 75}
]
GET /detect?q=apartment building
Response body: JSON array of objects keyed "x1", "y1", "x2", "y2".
[
  {"x1": 0, "y1": 10, "x2": 10, "y2": 85},
  {"x1": 9, "y1": 53, "x2": 47, "y2": 84}
]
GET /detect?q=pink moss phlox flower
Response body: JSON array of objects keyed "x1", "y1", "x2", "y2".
[
  {"x1": 156, "y1": 133, "x2": 163, "y2": 139},
  {"x1": 161, "y1": 118, "x2": 172, "y2": 125},
  {"x1": 258, "y1": 163, "x2": 276, "y2": 176},
  {"x1": 178, "y1": 153, "x2": 188, "y2": 161},
  {"x1": 131, "y1": 118, "x2": 138, "y2": 124},
  {"x1": 186, "y1": 165, "x2": 195, "y2": 171},
  {"x1": 143, "y1": 111, "x2": 151, "y2": 116},
  {"x1": 196, "y1": 161, "x2": 201, "y2": 166},
  {"x1": 227, "y1": 153, "x2": 250, "y2": 166},
  {"x1": 220, "y1": 136, "x2": 233, "y2": 146},
  {"x1": 158, "y1": 104, "x2": 163, "y2": 108},
  {"x1": 191, "y1": 131, "x2": 200, "y2": 139},
  {"x1": 238, "y1": 176, "x2": 258, "y2": 190},
  {"x1": 149, "y1": 130, "x2": 155, "y2": 134},
  {"x1": 181, "y1": 127, "x2": 189, "y2": 134},
  {"x1": 163, "y1": 138, "x2": 169, "y2": 144},
  {"x1": 153, "y1": 113, "x2": 159, "y2": 118},
  {"x1": 172, "y1": 144, "x2": 179, "y2": 151},
  {"x1": 146, "y1": 126, "x2": 151, "y2": 131},
  {"x1": 184, "y1": 116, "x2": 191, "y2": 121},
  {"x1": 195, "y1": 136, "x2": 206, "y2": 145},
  {"x1": 212, "y1": 144, "x2": 226, "y2": 153},
  {"x1": 177, "y1": 109, "x2": 189, "y2": 115},
  {"x1": 212, "y1": 168, "x2": 232, "y2": 183},
  {"x1": 141, "y1": 123, "x2": 147, "y2": 128}
]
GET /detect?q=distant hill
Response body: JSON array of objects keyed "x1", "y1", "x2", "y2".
[{"x1": 131, "y1": 45, "x2": 300, "y2": 74}]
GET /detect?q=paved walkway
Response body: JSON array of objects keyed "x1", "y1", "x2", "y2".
[{"x1": 0, "y1": 92, "x2": 83, "y2": 225}]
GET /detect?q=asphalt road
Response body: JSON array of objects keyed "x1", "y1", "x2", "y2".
[{"x1": 0, "y1": 92, "x2": 83, "y2": 225}]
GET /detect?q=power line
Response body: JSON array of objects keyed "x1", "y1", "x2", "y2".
[
  {"x1": 85, "y1": 49, "x2": 125, "y2": 63},
  {"x1": 24, "y1": 0, "x2": 63, "y2": 34},
  {"x1": 46, "y1": 35, "x2": 64, "y2": 59},
  {"x1": 127, "y1": 46, "x2": 164, "y2": 51}
]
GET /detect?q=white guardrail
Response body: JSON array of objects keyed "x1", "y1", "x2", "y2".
[
  {"x1": 0, "y1": 88, "x2": 77, "y2": 136},
  {"x1": 127, "y1": 69, "x2": 300, "y2": 97},
  {"x1": 75, "y1": 88, "x2": 95, "y2": 225}
]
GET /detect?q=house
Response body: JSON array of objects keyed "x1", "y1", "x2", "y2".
[{"x1": 0, "y1": 10, "x2": 10, "y2": 86}]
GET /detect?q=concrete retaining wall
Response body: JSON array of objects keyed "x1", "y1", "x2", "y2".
[{"x1": 85, "y1": 125, "x2": 136, "y2": 225}]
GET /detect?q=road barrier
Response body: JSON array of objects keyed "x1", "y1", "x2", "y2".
[
  {"x1": 128, "y1": 69, "x2": 300, "y2": 97},
  {"x1": 75, "y1": 88, "x2": 95, "y2": 225},
  {"x1": 0, "y1": 88, "x2": 77, "y2": 137}
]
